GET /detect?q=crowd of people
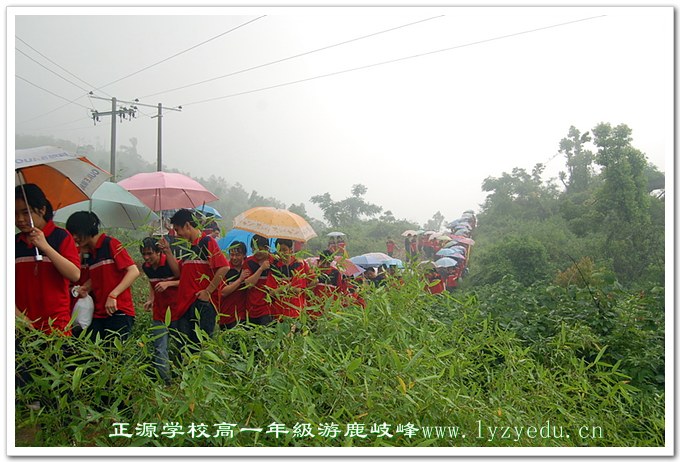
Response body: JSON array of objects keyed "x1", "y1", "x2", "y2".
[{"x1": 15, "y1": 182, "x2": 475, "y2": 388}]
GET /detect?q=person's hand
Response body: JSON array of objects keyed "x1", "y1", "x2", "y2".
[
  {"x1": 105, "y1": 295, "x2": 117, "y2": 315},
  {"x1": 27, "y1": 227, "x2": 48, "y2": 252},
  {"x1": 77, "y1": 286, "x2": 90, "y2": 298},
  {"x1": 196, "y1": 289, "x2": 210, "y2": 302},
  {"x1": 259, "y1": 260, "x2": 270, "y2": 271},
  {"x1": 143, "y1": 300, "x2": 153, "y2": 312},
  {"x1": 155, "y1": 281, "x2": 171, "y2": 292},
  {"x1": 158, "y1": 237, "x2": 171, "y2": 254}
]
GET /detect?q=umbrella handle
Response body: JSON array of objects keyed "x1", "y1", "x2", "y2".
[{"x1": 18, "y1": 181, "x2": 43, "y2": 262}]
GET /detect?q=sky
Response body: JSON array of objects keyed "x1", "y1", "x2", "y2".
[{"x1": 10, "y1": 5, "x2": 673, "y2": 228}]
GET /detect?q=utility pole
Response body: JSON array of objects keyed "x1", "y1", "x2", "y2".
[
  {"x1": 90, "y1": 93, "x2": 181, "y2": 176},
  {"x1": 144, "y1": 101, "x2": 181, "y2": 171},
  {"x1": 90, "y1": 94, "x2": 137, "y2": 181}
]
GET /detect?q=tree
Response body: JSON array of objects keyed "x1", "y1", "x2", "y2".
[
  {"x1": 310, "y1": 184, "x2": 382, "y2": 228},
  {"x1": 558, "y1": 126, "x2": 594, "y2": 193},
  {"x1": 592, "y1": 122, "x2": 655, "y2": 283},
  {"x1": 424, "y1": 211, "x2": 445, "y2": 231},
  {"x1": 480, "y1": 164, "x2": 559, "y2": 225}
]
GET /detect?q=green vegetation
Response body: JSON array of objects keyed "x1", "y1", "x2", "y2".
[
  {"x1": 15, "y1": 122, "x2": 665, "y2": 448},
  {"x1": 15, "y1": 272, "x2": 664, "y2": 447}
]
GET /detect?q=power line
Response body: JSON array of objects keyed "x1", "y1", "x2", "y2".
[
  {"x1": 16, "y1": 48, "x2": 91, "y2": 93},
  {"x1": 142, "y1": 15, "x2": 444, "y2": 99},
  {"x1": 16, "y1": 36, "x2": 110, "y2": 96},
  {"x1": 182, "y1": 14, "x2": 606, "y2": 108},
  {"x1": 16, "y1": 75, "x2": 92, "y2": 110},
  {"x1": 97, "y1": 15, "x2": 267, "y2": 91}
]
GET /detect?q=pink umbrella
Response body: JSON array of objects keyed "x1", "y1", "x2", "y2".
[
  {"x1": 450, "y1": 235, "x2": 475, "y2": 246},
  {"x1": 118, "y1": 171, "x2": 218, "y2": 212}
]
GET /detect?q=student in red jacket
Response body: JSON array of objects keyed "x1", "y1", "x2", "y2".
[
  {"x1": 65, "y1": 211, "x2": 139, "y2": 342},
  {"x1": 15, "y1": 184, "x2": 81, "y2": 334},
  {"x1": 310, "y1": 250, "x2": 345, "y2": 317},
  {"x1": 140, "y1": 237, "x2": 178, "y2": 384},
  {"x1": 219, "y1": 241, "x2": 248, "y2": 329},
  {"x1": 163, "y1": 209, "x2": 229, "y2": 347},
  {"x1": 242, "y1": 234, "x2": 277, "y2": 326},
  {"x1": 270, "y1": 239, "x2": 311, "y2": 320}
]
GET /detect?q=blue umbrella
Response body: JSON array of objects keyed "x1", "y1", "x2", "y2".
[
  {"x1": 350, "y1": 252, "x2": 394, "y2": 267},
  {"x1": 218, "y1": 228, "x2": 276, "y2": 256},
  {"x1": 436, "y1": 248, "x2": 459, "y2": 257},
  {"x1": 435, "y1": 257, "x2": 458, "y2": 268},
  {"x1": 195, "y1": 204, "x2": 222, "y2": 218}
]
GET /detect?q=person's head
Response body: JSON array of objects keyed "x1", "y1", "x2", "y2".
[
  {"x1": 228, "y1": 241, "x2": 247, "y2": 267},
  {"x1": 204, "y1": 220, "x2": 220, "y2": 238},
  {"x1": 364, "y1": 267, "x2": 376, "y2": 279},
  {"x1": 170, "y1": 209, "x2": 198, "y2": 240},
  {"x1": 65, "y1": 211, "x2": 101, "y2": 249},
  {"x1": 251, "y1": 234, "x2": 269, "y2": 252},
  {"x1": 319, "y1": 249, "x2": 334, "y2": 267},
  {"x1": 15, "y1": 184, "x2": 54, "y2": 232},
  {"x1": 140, "y1": 237, "x2": 161, "y2": 267},
  {"x1": 276, "y1": 238, "x2": 294, "y2": 256}
]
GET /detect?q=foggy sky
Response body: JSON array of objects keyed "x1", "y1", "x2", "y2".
[{"x1": 11, "y1": 6, "x2": 672, "y2": 227}]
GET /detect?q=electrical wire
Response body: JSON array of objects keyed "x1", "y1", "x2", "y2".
[
  {"x1": 16, "y1": 36, "x2": 110, "y2": 97},
  {"x1": 16, "y1": 48, "x2": 91, "y2": 93},
  {"x1": 97, "y1": 15, "x2": 267, "y2": 91},
  {"x1": 182, "y1": 14, "x2": 606, "y2": 108},
  {"x1": 141, "y1": 15, "x2": 444, "y2": 99},
  {"x1": 16, "y1": 75, "x2": 92, "y2": 110}
]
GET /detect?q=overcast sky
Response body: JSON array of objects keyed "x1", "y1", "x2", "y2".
[{"x1": 10, "y1": 5, "x2": 673, "y2": 227}]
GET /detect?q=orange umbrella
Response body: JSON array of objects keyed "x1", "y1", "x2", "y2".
[
  {"x1": 233, "y1": 207, "x2": 317, "y2": 242},
  {"x1": 15, "y1": 146, "x2": 111, "y2": 210}
]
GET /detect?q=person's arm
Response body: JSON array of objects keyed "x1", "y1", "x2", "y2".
[
  {"x1": 144, "y1": 281, "x2": 155, "y2": 312},
  {"x1": 221, "y1": 273, "x2": 245, "y2": 297},
  {"x1": 15, "y1": 306, "x2": 34, "y2": 329},
  {"x1": 196, "y1": 266, "x2": 229, "y2": 301},
  {"x1": 158, "y1": 237, "x2": 180, "y2": 278},
  {"x1": 243, "y1": 260, "x2": 270, "y2": 287},
  {"x1": 29, "y1": 227, "x2": 80, "y2": 282},
  {"x1": 104, "y1": 265, "x2": 140, "y2": 315}
]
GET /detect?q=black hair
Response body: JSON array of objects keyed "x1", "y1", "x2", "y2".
[
  {"x1": 276, "y1": 238, "x2": 293, "y2": 249},
  {"x1": 15, "y1": 183, "x2": 54, "y2": 222},
  {"x1": 170, "y1": 208, "x2": 197, "y2": 228},
  {"x1": 228, "y1": 241, "x2": 247, "y2": 255},
  {"x1": 319, "y1": 249, "x2": 334, "y2": 262},
  {"x1": 65, "y1": 211, "x2": 101, "y2": 238},
  {"x1": 140, "y1": 237, "x2": 160, "y2": 254},
  {"x1": 251, "y1": 234, "x2": 269, "y2": 251}
]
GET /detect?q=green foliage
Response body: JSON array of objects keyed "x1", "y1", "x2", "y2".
[
  {"x1": 15, "y1": 271, "x2": 664, "y2": 447},
  {"x1": 310, "y1": 185, "x2": 383, "y2": 228}
]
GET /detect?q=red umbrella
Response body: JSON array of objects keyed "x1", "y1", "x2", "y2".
[{"x1": 118, "y1": 171, "x2": 218, "y2": 212}]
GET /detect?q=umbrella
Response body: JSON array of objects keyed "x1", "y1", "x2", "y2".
[
  {"x1": 350, "y1": 252, "x2": 395, "y2": 267},
  {"x1": 401, "y1": 230, "x2": 418, "y2": 237},
  {"x1": 443, "y1": 242, "x2": 467, "y2": 253},
  {"x1": 449, "y1": 235, "x2": 475, "y2": 246},
  {"x1": 118, "y1": 171, "x2": 218, "y2": 212},
  {"x1": 217, "y1": 228, "x2": 276, "y2": 255},
  {"x1": 15, "y1": 146, "x2": 111, "y2": 210},
  {"x1": 418, "y1": 260, "x2": 436, "y2": 270},
  {"x1": 434, "y1": 235, "x2": 453, "y2": 242},
  {"x1": 53, "y1": 182, "x2": 159, "y2": 229},
  {"x1": 308, "y1": 256, "x2": 364, "y2": 277},
  {"x1": 326, "y1": 231, "x2": 346, "y2": 238},
  {"x1": 195, "y1": 204, "x2": 222, "y2": 219},
  {"x1": 436, "y1": 248, "x2": 460, "y2": 257},
  {"x1": 435, "y1": 257, "x2": 458, "y2": 268},
  {"x1": 232, "y1": 207, "x2": 317, "y2": 242}
]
